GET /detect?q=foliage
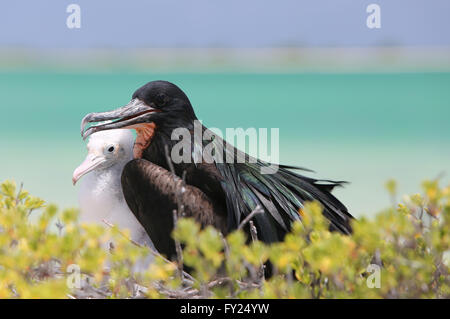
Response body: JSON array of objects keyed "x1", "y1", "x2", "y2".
[
  {"x1": 0, "y1": 181, "x2": 148, "y2": 298},
  {"x1": 0, "y1": 179, "x2": 448, "y2": 298}
]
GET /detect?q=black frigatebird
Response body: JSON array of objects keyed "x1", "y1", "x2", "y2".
[{"x1": 81, "y1": 81, "x2": 353, "y2": 260}]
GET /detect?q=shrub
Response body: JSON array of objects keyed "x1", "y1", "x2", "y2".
[{"x1": 0, "y1": 179, "x2": 448, "y2": 298}]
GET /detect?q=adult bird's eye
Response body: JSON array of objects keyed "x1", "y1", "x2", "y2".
[
  {"x1": 107, "y1": 146, "x2": 115, "y2": 153},
  {"x1": 155, "y1": 93, "x2": 166, "y2": 107}
]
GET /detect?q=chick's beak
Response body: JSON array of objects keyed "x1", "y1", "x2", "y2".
[{"x1": 72, "y1": 154, "x2": 106, "y2": 185}]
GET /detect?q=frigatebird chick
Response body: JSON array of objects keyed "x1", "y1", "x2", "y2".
[
  {"x1": 72, "y1": 129, "x2": 153, "y2": 271},
  {"x1": 80, "y1": 81, "x2": 354, "y2": 261}
]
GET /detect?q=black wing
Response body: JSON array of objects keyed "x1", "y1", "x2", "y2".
[
  {"x1": 217, "y1": 161, "x2": 353, "y2": 239},
  {"x1": 121, "y1": 158, "x2": 226, "y2": 260},
  {"x1": 200, "y1": 128, "x2": 354, "y2": 240}
]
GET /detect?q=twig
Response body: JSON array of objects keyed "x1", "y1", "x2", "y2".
[
  {"x1": 164, "y1": 144, "x2": 186, "y2": 281},
  {"x1": 101, "y1": 218, "x2": 195, "y2": 284},
  {"x1": 238, "y1": 205, "x2": 264, "y2": 230},
  {"x1": 220, "y1": 233, "x2": 230, "y2": 259},
  {"x1": 15, "y1": 182, "x2": 24, "y2": 205},
  {"x1": 102, "y1": 219, "x2": 144, "y2": 248},
  {"x1": 249, "y1": 220, "x2": 265, "y2": 282},
  {"x1": 55, "y1": 219, "x2": 65, "y2": 237},
  {"x1": 249, "y1": 220, "x2": 258, "y2": 242},
  {"x1": 164, "y1": 144, "x2": 176, "y2": 177},
  {"x1": 164, "y1": 144, "x2": 187, "y2": 213},
  {"x1": 172, "y1": 209, "x2": 185, "y2": 281}
]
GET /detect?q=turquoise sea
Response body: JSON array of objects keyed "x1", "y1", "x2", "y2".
[{"x1": 1, "y1": 71, "x2": 449, "y2": 217}]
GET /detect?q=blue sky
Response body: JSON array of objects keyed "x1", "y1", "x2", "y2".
[{"x1": 0, "y1": 0, "x2": 449, "y2": 48}]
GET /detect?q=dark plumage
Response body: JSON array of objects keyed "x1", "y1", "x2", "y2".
[{"x1": 81, "y1": 80, "x2": 354, "y2": 260}]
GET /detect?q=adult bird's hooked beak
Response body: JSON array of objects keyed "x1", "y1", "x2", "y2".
[
  {"x1": 81, "y1": 98, "x2": 159, "y2": 140},
  {"x1": 72, "y1": 154, "x2": 107, "y2": 185}
]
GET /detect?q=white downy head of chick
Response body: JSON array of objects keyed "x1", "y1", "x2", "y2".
[
  {"x1": 72, "y1": 129, "x2": 134, "y2": 187},
  {"x1": 72, "y1": 129, "x2": 140, "y2": 229}
]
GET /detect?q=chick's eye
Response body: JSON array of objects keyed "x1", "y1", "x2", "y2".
[{"x1": 107, "y1": 146, "x2": 115, "y2": 153}]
